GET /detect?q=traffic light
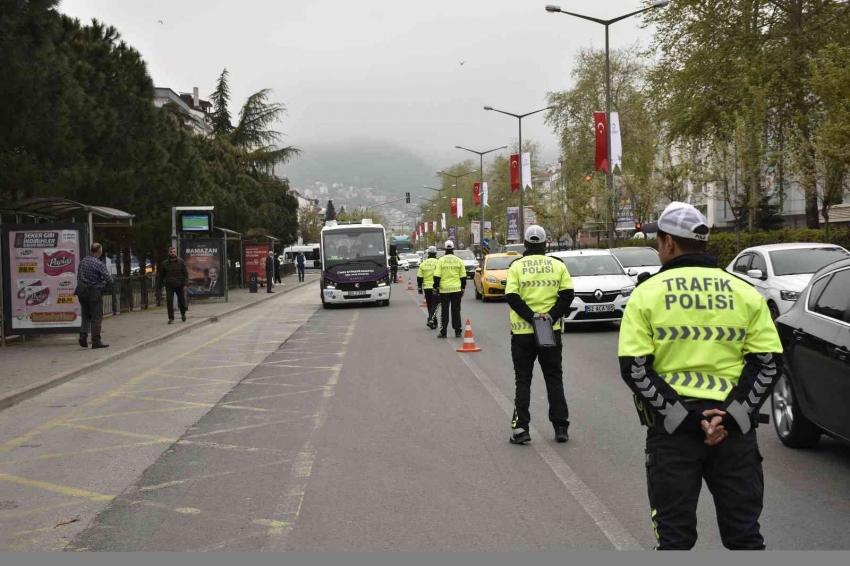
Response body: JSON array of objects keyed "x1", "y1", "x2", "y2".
[{"x1": 405, "y1": 192, "x2": 410, "y2": 203}]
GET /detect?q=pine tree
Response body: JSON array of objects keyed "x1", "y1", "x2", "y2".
[
  {"x1": 325, "y1": 199, "x2": 336, "y2": 220},
  {"x1": 210, "y1": 68, "x2": 233, "y2": 137}
]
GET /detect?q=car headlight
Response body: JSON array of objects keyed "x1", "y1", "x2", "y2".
[
  {"x1": 324, "y1": 279, "x2": 335, "y2": 289},
  {"x1": 485, "y1": 275, "x2": 499, "y2": 283},
  {"x1": 780, "y1": 290, "x2": 799, "y2": 302},
  {"x1": 621, "y1": 286, "x2": 635, "y2": 297}
]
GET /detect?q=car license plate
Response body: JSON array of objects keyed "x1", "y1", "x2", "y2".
[
  {"x1": 585, "y1": 304, "x2": 614, "y2": 313},
  {"x1": 348, "y1": 291, "x2": 368, "y2": 297}
]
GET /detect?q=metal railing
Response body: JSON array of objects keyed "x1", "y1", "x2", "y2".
[{"x1": 101, "y1": 275, "x2": 160, "y2": 317}]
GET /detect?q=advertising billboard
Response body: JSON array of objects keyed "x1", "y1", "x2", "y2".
[
  {"x1": 180, "y1": 238, "x2": 225, "y2": 297},
  {"x1": 242, "y1": 242, "x2": 271, "y2": 283},
  {"x1": 1, "y1": 224, "x2": 86, "y2": 335}
]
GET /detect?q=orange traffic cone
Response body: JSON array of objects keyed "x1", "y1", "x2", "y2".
[
  {"x1": 456, "y1": 319, "x2": 482, "y2": 353},
  {"x1": 420, "y1": 296, "x2": 427, "y2": 307},
  {"x1": 407, "y1": 279, "x2": 414, "y2": 291}
]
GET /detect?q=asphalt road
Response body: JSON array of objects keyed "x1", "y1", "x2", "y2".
[{"x1": 1, "y1": 280, "x2": 849, "y2": 551}]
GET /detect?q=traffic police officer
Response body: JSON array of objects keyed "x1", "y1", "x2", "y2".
[
  {"x1": 618, "y1": 202, "x2": 783, "y2": 550},
  {"x1": 417, "y1": 246, "x2": 439, "y2": 329},
  {"x1": 432, "y1": 240, "x2": 466, "y2": 338},
  {"x1": 504, "y1": 225, "x2": 575, "y2": 445}
]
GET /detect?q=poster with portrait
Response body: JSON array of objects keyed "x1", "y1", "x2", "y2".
[
  {"x1": 1, "y1": 223, "x2": 86, "y2": 335},
  {"x1": 180, "y1": 238, "x2": 225, "y2": 297},
  {"x1": 242, "y1": 242, "x2": 271, "y2": 283}
]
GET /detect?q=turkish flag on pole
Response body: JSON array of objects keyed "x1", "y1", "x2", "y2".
[
  {"x1": 510, "y1": 154, "x2": 520, "y2": 192},
  {"x1": 594, "y1": 111, "x2": 609, "y2": 173},
  {"x1": 473, "y1": 183, "x2": 481, "y2": 205},
  {"x1": 451, "y1": 198, "x2": 458, "y2": 218}
]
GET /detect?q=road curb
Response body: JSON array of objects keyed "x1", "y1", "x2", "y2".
[{"x1": 0, "y1": 277, "x2": 315, "y2": 413}]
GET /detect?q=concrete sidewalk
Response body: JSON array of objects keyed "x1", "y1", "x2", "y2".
[{"x1": 0, "y1": 273, "x2": 318, "y2": 410}]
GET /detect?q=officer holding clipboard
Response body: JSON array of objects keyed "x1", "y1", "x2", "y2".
[{"x1": 504, "y1": 225, "x2": 575, "y2": 445}]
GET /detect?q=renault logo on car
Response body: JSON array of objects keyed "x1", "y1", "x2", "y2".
[{"x1": 594, "y1": 289, "x2": 603, "y2": 301}]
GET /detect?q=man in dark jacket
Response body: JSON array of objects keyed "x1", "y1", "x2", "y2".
[
  {"x1": 296, "y1": 251, "x2": 306, "y2": 282},
  {"x1": 265, "y1": 251, "x2": 275, "y2": 293},
  {"x1": 274, "y1": 253, "x2": 282, "y2": 284},
  {"x1": 76, "y1": 242, "x2": 113, "y2": 349},
  {"x1": 158, "y1": 246, "x2": 189, "y2": 324}
]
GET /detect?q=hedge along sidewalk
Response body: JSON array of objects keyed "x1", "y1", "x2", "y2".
[
  {"x1": 591, "y1": 226, "x2": 850, "y2": 267},
  {"x1": 0, "y1": 273, "x2": 318, "y2": 411}
]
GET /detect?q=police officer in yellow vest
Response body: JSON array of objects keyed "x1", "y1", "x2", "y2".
[
  {"x1": 618, "y1": 202, "x2": 783, "y2": 551},
  {"x1": 505, "y1": 225, "x2": 575, "y2": 445},
  {"x1": 433, "y1": 240, "x2": 466, "y2": 338},
  {"x1": 417, "y1": 246, "x2": 439, "y2": 329}
]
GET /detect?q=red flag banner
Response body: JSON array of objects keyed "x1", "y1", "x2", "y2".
[
  {"x1": 451, "y1": 198, "x2": 458, "y2": 218},
  {"x1": 510, "y1": 154, "x2": 520, "y2": 192},
  {"x1": 594, "y1": 111, "x2": 608, "y2": 173},
  {"x1": 473, "y1": 183, "x2": 481, "y2": 205}
]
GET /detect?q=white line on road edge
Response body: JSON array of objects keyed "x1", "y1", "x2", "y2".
[
  {"x1": 457, "y1": 353, "x2": 642, "y2": 551},
  {"x1": 457, "y1": 354, "x2": 642, "y2": 551}
]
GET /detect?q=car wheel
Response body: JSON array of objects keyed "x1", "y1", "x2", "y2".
[
  {"x1": 772, "y1": 372, "x2": 821, "y2": 448},
  {"x1": 475, "y1": 288, "x2": 482, "y2": 300},
  {"x1": 381, "y1": 299, "x2": 390, "y2": 307},
  {"x1": 768, "y1": 301, "x2": 780, "y2": 321}
]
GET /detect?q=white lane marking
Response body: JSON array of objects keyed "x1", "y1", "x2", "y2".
[
  {"x1": 457, "y1": 353, "x2": 642, "y2": 551},
  {"x1": 409, "y1": 290, "x2": 642, "y2": 550}
]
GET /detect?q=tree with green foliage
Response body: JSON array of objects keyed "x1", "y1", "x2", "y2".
[
  {"x1": 325, "y1": 199, "x2": 336, "y2": 221},
  {"x1": 209, "y1": 68, "x2": 234, "y2": 137}
]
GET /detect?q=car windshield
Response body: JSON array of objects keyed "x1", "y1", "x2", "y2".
[
  {"x1": 405, "y1": 254, "x2": 419, "y2": 260},
  {"x1": 612, "y1": 248, "x2": 660, "y2": 268},
  {"x1": 322, "y1": 229, "x2": 386, "y2": 263},
  {"x1": 455, "y1": 250, "x2": 475, "y2": 260},
  {"x1": 487, "y1": 257, "x2": 519, "y2": 270},
  {"x1": 559, "y1": 255, "x2": 625, "y2": 277},
  {"x1": 769, "y1": 248, "x2": 849, "y2": 276}
]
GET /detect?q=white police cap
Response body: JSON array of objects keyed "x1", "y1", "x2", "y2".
[
  {"x1": 444, "y1": 240, "x2": 455, "y2": 249},
  {"x1": 524, "y1": 225, "x2": 546, "y2": 244},
  {"x1": 644, "y1": 202, "x2": 709, "y2": 241}
]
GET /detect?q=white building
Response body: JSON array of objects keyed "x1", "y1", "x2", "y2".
[{"x1": 153, "y1": 86, "x2": 213, "y2": 136}]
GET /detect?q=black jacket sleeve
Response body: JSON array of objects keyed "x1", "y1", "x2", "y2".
[
  {"x1": 432, "y1": 276, "x2": 441, "y2": 290},
  {"x1": 618, "y1": 354, "x2": 704, "y2": 434},
  {"x1": 416, "y1": 276, "x2": 423, "y2": 289},
  {"x1": 547, "y1": 289, "x2": 575, "y2": 322},
  {"x1": 505, "y1": 293, "x2": 535, "y2": 324},
  {"x1": 719, "y1": 352, "x2": 783, "y2": 434}
]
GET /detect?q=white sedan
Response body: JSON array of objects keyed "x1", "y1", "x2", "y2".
[
  {"x1": 547, "y1": 249, "x2": 634, "y2": 329},
  {"x1": 397, "y1": 256, "x2": 410, "y2": 271},
  {"x1": 609, "y1": 247, "x2": 662, "y2": 284},
  {"x1": 726, "y1": 243, "x2": 850, "y2": 319}
]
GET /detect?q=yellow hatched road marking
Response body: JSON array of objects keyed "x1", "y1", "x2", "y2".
[{"x1": 0, "y1": 473, "x2": 114, "y2": 501}]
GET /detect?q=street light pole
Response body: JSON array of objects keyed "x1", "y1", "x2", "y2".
[
  {"x1": 455, "y1": 145, "x2": 507, "y2": 257},
  {"x1": 483, "y1": 106, "x2": 554, "y2": 238},
  {"x1": 546, "y1": 1, "x2": 669, "y2": 248},
  {"x1": 436, "y1": 169, "x2": 477, "y2": 246}
]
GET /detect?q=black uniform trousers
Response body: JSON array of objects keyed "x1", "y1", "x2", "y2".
[
  {"x1": 438, "y1": 291, "x2": 463, "y2": 335},
  {"x1": 79, "y1": 287, "x2": 104, "y2": 341},
  {"x1": 510, "y1": 332, "x2": 569, "y2": 431},
  {"x1": 645, "y1": 418, "x2": 765, "y2": 551},
  {"x1": 424, "y1": 289, "x2": 437, "y2": 325},
  {"x1": 165, "y1": 286, "x2": 187, "y2": 320},
  {"x1": 266, "y1": 270, "x2": 274, "y2": 292},
  {"x1": 391, "y1": 266, "x2": 398, "y2": 282}
]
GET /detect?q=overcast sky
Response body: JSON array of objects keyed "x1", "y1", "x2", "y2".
[{"x1": 60, "y1": 0, "x2": 659, "y2": 167}]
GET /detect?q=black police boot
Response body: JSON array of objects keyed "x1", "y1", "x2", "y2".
[
  {"x1": 555, "y1": 425, "x2": 569, "y2": 443},
  {"x1": 79, "y1": 333, "x2": 88, "y2": 348},
  {"x1": 510, "y1": 429, "x2": 531, "y2": 445}
]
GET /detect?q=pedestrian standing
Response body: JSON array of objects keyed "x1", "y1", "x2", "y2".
[
  {"x1": 417, "y1": 246, "x2": 439, "y2": 329},
  {"x1": 504, "y1": 226, "x2": 575, "y2": 445},
  {"x1": 432, "y1": 240, "x2": 466, "y2": 338},
  {"x1": 75, "y1": 242, "x2": 113, "y2": 349},
  {"x1": 265, "y1": 251, "x2": 275, "y2": 293},
  {"x1": 274, "y1": 253, "x2": 282, "y2": 284},
  {"x1": 157, "y1": 246, "x2": 188, "y2": 325},
  {"x1": 296, "y1": 251, "x2": 306, "y2": 282},
  {"x1": 389, "y1": 253, "x2": 399, "y2": 283},
  {"x1": 618, "y1": 202, "x2": 783, "y2": 550}
]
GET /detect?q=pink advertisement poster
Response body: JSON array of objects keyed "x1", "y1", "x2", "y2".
[
  {"x1": 3, "y1": 226, "x2": 83, "y2": 332},
  {"x1": 243, "y1": 243, "x2": 271, "y2": 283}
]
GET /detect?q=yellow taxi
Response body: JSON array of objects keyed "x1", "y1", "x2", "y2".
[{"x1": 473, "y1": 252, "x2": 521, "y2": 302}]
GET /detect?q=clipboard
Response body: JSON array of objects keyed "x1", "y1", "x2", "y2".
[{"x1": 532, "y1": 315, "x2": 557, "y2": 348}]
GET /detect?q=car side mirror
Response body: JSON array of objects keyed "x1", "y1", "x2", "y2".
[
  {"x1": 627, "y1": 268, "x2": 637, "y2": 277},
  {"x1": 747, "y1": 269, "x2": 765, "y2": 280},
  {"x1": 475, "y1": 268, "x2": 482, "y2": 273}
]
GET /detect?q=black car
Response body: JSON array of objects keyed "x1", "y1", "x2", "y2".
[{"x1": 772, "y1": 258, "x2": 850, "y2": 448}]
